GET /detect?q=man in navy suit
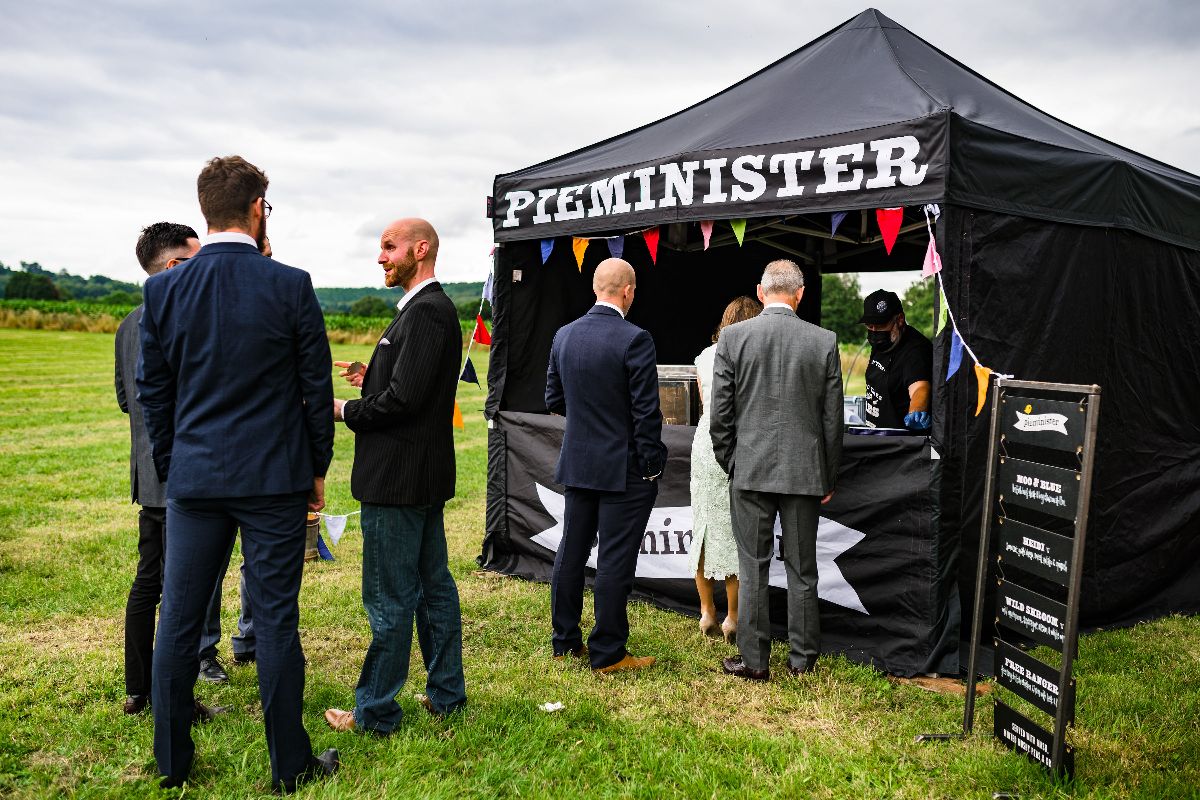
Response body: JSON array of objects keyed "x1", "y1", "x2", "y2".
[
  {"x1": 545, "y1": 257, "x2": 667, "y2": 674},
  {"x1": 137, "y1": 155, "x2": 339, "y2": 792}
]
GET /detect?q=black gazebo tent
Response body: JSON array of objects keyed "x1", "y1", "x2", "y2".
[{"x1": 481, "y1": 9, "x2": 1200, "y2": 673}]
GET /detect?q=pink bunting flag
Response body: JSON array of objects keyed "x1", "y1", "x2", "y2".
[
  {"x1": 700, "y1": 220, "x2": 714, "y2": 250},
  {"x1": 572, "y1": 237, "x2": 588, "y2": 271},
  {"x1": 876, "y1": 207, "x2": 904, "y2": 255},
  {"x1": 643, "y1": 227, "x2": 660, "y2": 264},
  {"x1": 921, "y1": 235, "x2": 943, "y2": 278}
]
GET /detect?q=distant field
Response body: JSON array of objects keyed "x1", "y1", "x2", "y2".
[{"x1": 0, "y1": 328, "x2": 1197, "y2": 799}]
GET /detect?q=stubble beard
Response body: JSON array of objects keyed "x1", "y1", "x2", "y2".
[{"x1": 384, "y1": 248, "x2": 418, "y2": 288}]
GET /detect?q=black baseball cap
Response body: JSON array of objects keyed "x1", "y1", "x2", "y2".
[{"x1": 859, "y1": 289, "x2": 903, "y2": 324}]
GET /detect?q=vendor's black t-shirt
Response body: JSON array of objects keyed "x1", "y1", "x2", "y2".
[{"x1": 864, "y1": 326, "x2": 933, "y2": 429}]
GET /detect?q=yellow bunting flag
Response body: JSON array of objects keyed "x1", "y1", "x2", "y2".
[
  {"x1": 935, "y1": 285, "x2": 949, "y2": 335},
  {"x1": 731, "y1": 219, "x2": 747, "y2": 246},
  {"x1": 974, "y1": 364, "x2": 992, "y2": 417},
  {"x1": 452, "y1": 400, "x2": 465, "y2": 429},
  {"x1": 572, "y1": 237, "x2": 588, "y2": 271}
]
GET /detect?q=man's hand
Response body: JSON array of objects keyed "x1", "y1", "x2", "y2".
[
  {"x1": 309, "y1": 477, "x2": 325, "y2": 512},
  {"x1": 821, "y1": 491, "x2": 835, "y2": 505},
  {"x1": 334, "y1": 360, "x2": 366, "y2": 389},
  {"x1": 903, "y1": 411, "x2": 931, "y2": 432},
  {"x1": 333, "y1": 398, "x2": 346, "y2": 421}
]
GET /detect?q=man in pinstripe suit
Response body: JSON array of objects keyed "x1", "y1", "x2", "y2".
[{"x1": 325, "y1": 218, "x2": 467, "y2": 735}]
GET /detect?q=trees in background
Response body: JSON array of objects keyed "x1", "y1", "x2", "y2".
[
  {"x1": 821, "y1": 273, "x2": 864, "y2": 346},
  {"x1": 349, "y1": 295, "x2": 393, "y2": 317},
  {"x1": 902, "y1": 277, "x2": 936, "y2": 339},
  {"x1": 4, "y1": 271, "x2": 60, "y2": 300}
]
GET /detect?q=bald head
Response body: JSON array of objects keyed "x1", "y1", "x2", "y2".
[
  {"x1": 592, "y1": 258, "x2": 637, "y2": 315},
  {"x1": 378, "y1": 217, "x2": 440, "y2": 289}
]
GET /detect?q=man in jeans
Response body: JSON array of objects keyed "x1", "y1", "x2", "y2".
[{"x1": 325, "y1": 218, "x2": 466, "y2": 734}]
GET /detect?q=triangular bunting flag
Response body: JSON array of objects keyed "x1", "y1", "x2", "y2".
[
  {"x1": 924, "y1": 203, "x2": 941, "y2": 221},
  {"x1": 316, "y1": 532, "x2": 335, "y2": 561},
  {"x1": 460, "y1": 358, "x2": 479, "y2": 386},
  {"x1": 323, "y1": 514, "x2": 348, "y2": 546},
  {"x1": 540, "y1": 239, "x2": 554, "y2": 264},
  {"x1": 731, "y1": 219, "x2": 747, "y2": 246},
  {"x1": 876, "y1": 207, "x2": 904, "y2": 255},
  {"x1": 947, "y1": 330, "x2": 964, "y2": 380},
  {"x1": 472, "y1": 315, "x2": 491, "y2": 345},
  {"x1": 831, "y1": 211, "x2": 848, "y2": 238},
  {"x1": 974, "y1": 364, "x2": 993, "y2": 417},
  {"x1": 452, "y1": 400, "x2": 464, "y2": 429},
  {"x1": 700, "y1": 220, "x2": 714, "y2": 250},
  {"x1": 643, "y1": 227, "x2": 660, "y2": 264},
  {"x1": 935, "y1": 286, "x2": 949, "y2": 335},
  {"x1": 572, "y1": 237, "x2": 588, "y2": 270},
  {"x1": 607, "y1": 236, "x2": 624, "y2": 259},
  {"x1": 921, "y1": 236, "x2": 943, "y2": 278},
  {"x1": 482, "y1": 272, "x2": 494, "y2": 304}
]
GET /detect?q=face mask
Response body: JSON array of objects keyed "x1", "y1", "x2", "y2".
[{"x1": 867, "y1": 329, "x2": 894, "y2": 350}]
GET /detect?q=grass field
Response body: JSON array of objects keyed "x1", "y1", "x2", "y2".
[{"x1": 0, "y1": 329, "x2": 1197, "y2": 799}]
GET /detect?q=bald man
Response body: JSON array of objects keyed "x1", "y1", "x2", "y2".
[
  {"x1": 325, "y1": 218, "x2": 467, "y2": 734},
  {"x1": 545, "y1": 258, "x2": 668, "y2": 674}
]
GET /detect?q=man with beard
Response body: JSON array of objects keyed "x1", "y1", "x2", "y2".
[
  {"x1": 859, "y1": 289, "x2": 932, "y2": 431},
  {"x1": 325, "y1": 218, "x2": 467, "y2": 735},
  {"x1": 137, "y1": 155, "x2": 338, "y2": 792}
]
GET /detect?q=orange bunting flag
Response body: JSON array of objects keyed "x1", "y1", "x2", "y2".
[
  {"x1": 572, "y1": 237, "x2": 588, "y2": 270},
  {"x1": 731, "y1": 218, "x2": 747, "y2": 246},
  {"x1": 974, "y1": 363, "x2": 992, "y2": 417},
  {"x1": 452, "y1": 400, "x2": 464, "y2": 429},
  {"x1": 643, "y1": 227, "x2": 660, "y2": 263},
  {"x1": 472, "y1": 314, "x2": 491, "y2": 346},
  {"x1": 876, "y1": 207, "x2": 904, "y2": 255}
]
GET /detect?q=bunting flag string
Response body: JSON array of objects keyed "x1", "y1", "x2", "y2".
[
  {"x1": 700, "y1": 220, "x2": 714, "y2": 250},
  {"x1": 572, "y1": 237, "x2": 588, "y2": 270},
  {"x1": 936, "y1": 270, "x2": 1013, "y2": 417},
  {"x1": 643, "y1": 227, "x2": 660, "y2": 263},
  {"x1": 730, "y1": 219, "x2": 747, "y2": 246},
  {"x1": 318, "y1": 509, "x2": 361, "y2": 547}
]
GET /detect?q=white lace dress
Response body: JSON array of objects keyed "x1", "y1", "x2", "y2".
[{"x1": 688, "y1": 344, "x2": 739, "y2": 579}]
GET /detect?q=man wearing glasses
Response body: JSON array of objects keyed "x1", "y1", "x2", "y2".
[{"x1": 137, "y1": 156, "x2": 338, "y2": 792}]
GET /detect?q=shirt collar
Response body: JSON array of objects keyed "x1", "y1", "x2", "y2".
[
  {"x1": 764, "y1": 302, "x2": 794, "y2": 311},
  {"x1": 396, "y1": 277, "x2": 438, "y2": 313},
  {"x1": 203, "y1": 232, "x2": 258, "y2": 248},
  {"x1": 594, "y1": 300, "x2": 625, "y2": 318}
]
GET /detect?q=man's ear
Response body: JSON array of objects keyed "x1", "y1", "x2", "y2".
[
  {"x1": 756, "y1": 284, "x2": 766, "y2": 304},
  {"x1": 796, "y1": 286, "x2": 805, "y2": 305},
  {"x1": 414, "y1": 240, "x2": 430, "y2": 260}
]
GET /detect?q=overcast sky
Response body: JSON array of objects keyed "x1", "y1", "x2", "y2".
[{"x1": 2, "y1": 1, "x2": 1198, "y2": 295}]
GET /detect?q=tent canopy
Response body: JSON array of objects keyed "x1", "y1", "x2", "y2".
[{"x1": 493, "y1": 8, "x2": 1200, "y2": 251}]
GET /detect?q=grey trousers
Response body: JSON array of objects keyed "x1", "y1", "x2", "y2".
[{"x1": 730, "y1": 488, "x2": 820, "y2": 671}]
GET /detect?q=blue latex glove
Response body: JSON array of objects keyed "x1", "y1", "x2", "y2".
[{"x1": 904, "y1": 411, "x2": 932, "y2": 431}]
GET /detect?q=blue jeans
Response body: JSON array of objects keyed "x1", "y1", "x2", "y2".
[{"x1": 354, "y1": 503, "x2": 466, "y2": 733}]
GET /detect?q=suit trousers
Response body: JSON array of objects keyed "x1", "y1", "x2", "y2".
[
  {"x1": 552, "y1": 476, "x2": 658, "y2": 669},
  {"x1": 153, "y1": 493, "x2": 313, "y2": 788},
  {"x1": 730, "y1": 489, "x2": 820, "y2": 672}
]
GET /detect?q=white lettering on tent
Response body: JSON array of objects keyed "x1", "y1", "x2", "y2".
[
  {"x1": 554, "y1": 185, "x2": 587, "y2": 221},
  {"x1": 532, "y1": 188, "x2": 558, "y2": 225},
  {"x1": 502, "y1": 190, "x2": 536, "y2": 228},
  {"x1": 587, "y1": 172, "x2": 632, "y2": 217},
  {"x1": 815, "y1": 143, "x2": 865, "y2": 194},
  {"x1": 867, "y1": 135, "x2": 929, "y2": 189},
  {"x1": 632, "y1": 166, "x2": 657, "y2": 212},
  {"x1": 769, "y1": 151, "x2": 814, "y2": 197},
  {"x1": 730, "y1": 154, "x2": 767, "y2": 202},
  {"x1": 701, "y1": 158, "x2": 729, "y2": 203},
  {"x1": 659, "y1": 161, "x2": 700, "y2": 208}
]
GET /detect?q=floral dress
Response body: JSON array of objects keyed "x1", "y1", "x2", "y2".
[{"x1": 688, "y1": 344, "x2": 739, "y2": 579}]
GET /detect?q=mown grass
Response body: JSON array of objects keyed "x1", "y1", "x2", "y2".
[{"x1": 0, "y1": 329, "x2": 1196, "y2": 799}]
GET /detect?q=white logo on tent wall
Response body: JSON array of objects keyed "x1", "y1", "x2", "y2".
[{"x1": 529, "y1": 483, "x2": 869, "y2": 614}]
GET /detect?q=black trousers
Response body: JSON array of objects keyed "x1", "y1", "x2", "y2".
[
  {"x1": 153, "y1": 493, "x2": 314, "y2": 789},
  {"x1": 551, "y1": 476, "x2": 657, "y2": 669}
]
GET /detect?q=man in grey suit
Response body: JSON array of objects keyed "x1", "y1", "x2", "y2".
[{"x1": 709, "y1": 259, "x2": 843, "y2": 680}]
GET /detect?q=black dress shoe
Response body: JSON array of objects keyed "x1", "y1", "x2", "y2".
[
  {"x1": 193, "y1": 699, "x2": 231, "y2": 724},
  {"x1": 123, "y1": 694, "x2": 149, "y2": 715},
  {"x1": 787, "y1": 655, "x2": 819, "y2": 676},
  {"x1": 232, "y1": 651, "x2": 256, "y2": 665},
  {"x1": 274, "y1": 748, "x2": 340, "y2": 794},
  {"x1": 198, "y1": 656, "x2": 229, "y2": 683},
  {"x1": 722, "y1": 656, "x2": 769, "y2": 682}
]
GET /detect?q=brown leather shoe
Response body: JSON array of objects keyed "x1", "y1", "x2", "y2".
[
  {"x1": 722, "y1": 656, "x2": 769, "y2": 682},
  {"x1": 787, "y1": 655, "x2": 819, "y2": 677},
  {"x1": 193, "y1": 700, "x2": 230, "y2": 724},
  {"x1": 593, "y1": 653, "x2": 656, "y2": 675},
  {"x1": 324, "y1": 708, "x2": 356, "y2": 732},
  {"x1": 123, "y1": 694, "x2": 149, "y2": 715},
  {"x1": 553, "y1": 645, "x2": 588, "y2": 662}
]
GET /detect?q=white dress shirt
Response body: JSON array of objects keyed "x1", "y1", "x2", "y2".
[
  {"x1": 202, "y1": 232, "x2": 258, "y2": 248},
  {"x1": 764, "y1": 302, "x2": 794, "y2": 311},
  {"x1": 594, "y1": 300, "x2": 626, "y2": 318},
  {"x1": 396, "y1": 277, "x2": 438, "y2": 315}
]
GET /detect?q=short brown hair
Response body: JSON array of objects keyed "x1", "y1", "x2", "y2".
[
  {"x1": 197, "y1": 156, "x2": 268, "y2": 229},
  {"x1": 713, "y1": 295, "x2": 763, "y2": 342}
]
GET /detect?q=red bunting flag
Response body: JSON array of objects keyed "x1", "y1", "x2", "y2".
[
  {"x1": 472, "y1": 315, "x2": 491, "y2": 345},
  {"x1": 876, "y1": 207, "x2": 904, "y2": 255},
  {"x1": 643, "y1": 227, "x2": 660, "y2": 264}
]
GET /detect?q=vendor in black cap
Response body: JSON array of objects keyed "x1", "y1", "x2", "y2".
[{"x1": 859, "y1": 289, "x2": 932, "y2": 431}]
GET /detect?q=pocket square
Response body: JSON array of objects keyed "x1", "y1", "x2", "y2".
[{"x1": 380, "y1": 337, "x2": 391, "y2": 346}]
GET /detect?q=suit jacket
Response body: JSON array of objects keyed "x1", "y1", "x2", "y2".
[
  {"x1": 343, "y1": 282, "x2": 459, "y2": 506},
  {"x1": 546, "y1": 305, "x2": 667, "y2": 492},
  {"x1": 709, "y1": 305, "x2": 843, "y2": 495},
  {"x1": 115, "y1": 305, "x2": 165, "y2": 507},
  {"x1": 136, "y1": 242, "x2": 334, "y2": 499}
]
